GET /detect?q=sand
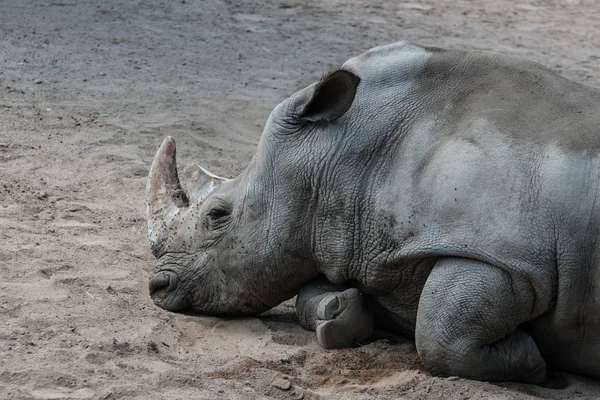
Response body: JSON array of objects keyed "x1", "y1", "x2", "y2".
[{"x1": 2, "y1": 0, "x2": 600, "y2": 398}]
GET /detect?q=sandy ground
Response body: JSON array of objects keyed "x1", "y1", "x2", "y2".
[{"x1": 2, "y1": 0, "x2": 600, "y2": 399}]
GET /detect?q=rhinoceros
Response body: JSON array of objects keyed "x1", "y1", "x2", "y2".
[{"x1": 146, "y1": 42, "x2": 600, "y2": 383}]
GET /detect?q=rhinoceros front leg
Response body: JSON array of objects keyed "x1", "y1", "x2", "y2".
[
  {"x1": 295, "y1": 276, "x2": 374, "y2": 349},
  {"x1": 415, "y1": 257, "x2": 546, "y2": 383}
]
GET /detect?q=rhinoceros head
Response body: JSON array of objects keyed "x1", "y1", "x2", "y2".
[
  {"x1": 146, "y1": 70, "x2": 363, "y2": 315},
  {"x1": 146, "y1": 42, "x2": 431, "y2": 315}
]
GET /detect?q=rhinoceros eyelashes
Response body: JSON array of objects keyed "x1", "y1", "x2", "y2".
[{"x1": 299, "y1": 69, "x2": 360, "y2": 123}]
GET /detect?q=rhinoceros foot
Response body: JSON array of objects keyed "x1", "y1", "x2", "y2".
[{"x1": 315, "y1": 288, "x2": 374, "y2": 349}]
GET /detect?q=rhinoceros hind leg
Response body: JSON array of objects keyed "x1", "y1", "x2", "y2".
[
  {"x1": 296, "y1": 277, "x2": 374, "y2": 349},
  {"x1": 416, "y1": 257, "x2": 546, "y2": 383}
]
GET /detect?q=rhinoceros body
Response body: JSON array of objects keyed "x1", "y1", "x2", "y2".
[{"x1": 146, "y1": 42, "x2": 600, "y2": 382}]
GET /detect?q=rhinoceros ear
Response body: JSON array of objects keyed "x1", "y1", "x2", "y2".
[
  {"x1": 299, "y1": 70, "x2": 360, "y2": 122},
  {"x1": 181, "y1": 164, "x2": 230, "y2": 204}
]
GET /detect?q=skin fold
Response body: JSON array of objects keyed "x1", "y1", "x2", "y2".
[{"x1": 146, "y1": 42, "x2": 600, "y2": 383}]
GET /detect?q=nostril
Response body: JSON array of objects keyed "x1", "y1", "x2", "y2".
[
  {"x1": 148, "y1": 271, "x2": 185, "y2": 311},
  {"x1": 149, "y1": 272, "x2": 172, "y2": 296}
]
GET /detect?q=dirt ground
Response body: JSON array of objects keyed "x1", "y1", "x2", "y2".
[{"x1": 2, "y1": 0, "x2": 600, "y2": 399}]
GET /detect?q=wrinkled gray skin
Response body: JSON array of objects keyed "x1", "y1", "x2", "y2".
[{"x1": 146, "y1": 42, "x2": 600, "y2": 383}]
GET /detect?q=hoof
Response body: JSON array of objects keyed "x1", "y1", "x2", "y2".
[{"x1": 315, "y1": 288, "x2": 374, "y2": 349}]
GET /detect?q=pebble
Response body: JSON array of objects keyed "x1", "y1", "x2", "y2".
[
  {"x1": 35, "y1": 79, "x2": 43, "y2": 84},
  {"x1": 272, "y1": 377, "x2": 291, "y2": 391},
  {"x1": 37, "y1": 191, "x2": 48, "y2": 200}
]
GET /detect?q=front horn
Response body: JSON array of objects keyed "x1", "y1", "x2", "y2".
[{"x1": 145, "y1": 136, "x2": 188, "y2": 256}]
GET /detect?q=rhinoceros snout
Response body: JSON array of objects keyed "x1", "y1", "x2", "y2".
[
  {"x1": 149, "y1": 271, "x2": 185, "y2": 311},
  {"x1": 149, "y1": 271, "x2": 172, "y2": 295}
]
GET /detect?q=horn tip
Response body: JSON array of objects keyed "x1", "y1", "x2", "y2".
[{"x1": 160, "y1": 136, "x2": 176, "y2": 152}]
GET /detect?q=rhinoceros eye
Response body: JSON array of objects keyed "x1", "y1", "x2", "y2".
[{"x1": 206, "y1": 207, "x2": 231, "y2": 230}]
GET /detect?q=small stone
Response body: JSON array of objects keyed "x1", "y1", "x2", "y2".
[
  {"x1": 272, "y1": 378, "x2": 291, "y2": 391},
  {"x1": 35, "y1": 79, "x2": 43, "y2": 84},
  {"x1": 37, "y1": 191, "x2": 48, "y2": 200},
  {"x1": 446, "y1": 376, "x2": 459, "y2": 381},
  {"x1": 147, "y1": 341, "x2": 158, "y2": 353}
]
